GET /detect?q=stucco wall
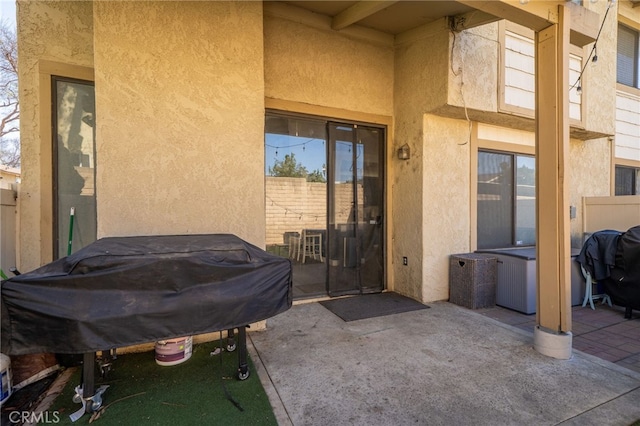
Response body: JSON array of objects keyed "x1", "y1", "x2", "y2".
[
  {"x1": 422, "y1": 115, "x2": 471, "y2": 302},
  {"x1": 17, "y1": 0, "x2": 94, "y2": 271},
  {"x1": 393, "y1": 30, "x2": 450, "y2": 301},
  {"x1": 93, "y1": 2, "x2": 266, "y2": 246},
  {"x1": 263, "y1": 14, "x2": 394, "y2": 116},
  {"x1": 581, "y1": 0, "x2": 617, "y2": 135},
  {"x1": 447, "y1": 23, "x2": 499, "y2": 112},
  {"x1": 569, "y1": 137, "x2": 611, "y2": 246}
]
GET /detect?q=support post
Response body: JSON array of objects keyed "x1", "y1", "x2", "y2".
[{"x1": 534, "y1": 4, "x2": 572, "y2": 359}]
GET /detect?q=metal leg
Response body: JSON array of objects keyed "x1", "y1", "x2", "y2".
[
  {"x1": 226, "y1": 328, "x2": 237, "y2": 352},
  {"x1": 82, "y1": 352, "x2": 95, "y2": 405},
  {"x1": 74, "y1": 353, "x2": 107, "y2": 414},
  {"x1": 237, "y1": 326, "x2": 249, "y2": 380},
  {"x1": 98, "y1": 349, "x2": 116, "y2": 378}
]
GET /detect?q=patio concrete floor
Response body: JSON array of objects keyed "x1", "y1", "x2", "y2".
[{"x1": 248, "y1": 300, "x2": 640, "y2": 426}]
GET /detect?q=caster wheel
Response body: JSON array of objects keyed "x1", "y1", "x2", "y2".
[
  {"x1": 90, "y1": 397, "x2": 103, "y2": 412},
  {"x1": 227, "y1": 343, "x2": 237, "y2": 352},
  {"x1": 72, "y1": 394, "x2": 82, "y2": 404},
  {"x1": 237, "y1": 370, "x2": 250, "y2": 381}
]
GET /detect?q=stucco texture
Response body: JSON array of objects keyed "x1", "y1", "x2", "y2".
[
  {"x1": 568, "y1": 137, "x2": 611, "y2": 247},
  {"x1": 422, "y1": 115, "x2": 471, "y2": 302},
  {"x1": 581, "y1": 0, "x2": 618, "y2": 135},
  {"x1": 447, "y1": 24, "x2": 499, "y2": 112},
  {"x1": 93, "y1": 2, "x2": 265, "y2": 246},
  {"x1": 17, "y1": 0, "x2": 94, "y2": 270},
  {"x1": 393, "y1": 30, "x2": 452, "y2": 301},
  {"x1": 263, "y1": 15, "x2": 394, "y2": 117}
]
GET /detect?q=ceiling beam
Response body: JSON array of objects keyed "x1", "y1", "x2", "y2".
[
  {"x1": 332, "y1": 1, "x2": 399, "y2": 30},
  {"x1": 455, "y1": 0, "x2": 558, "y2": 31},
  {"x1": 450, "y1": 10, "x2": 501, "y2": 32},
  {"x1": 455, "y1": 0, "x2": 599, "y2": 46}
]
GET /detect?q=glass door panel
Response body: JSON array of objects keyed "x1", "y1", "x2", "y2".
[
  {"x1": 327, "y1": 123, "x2": 384, "y2": 296},
  {"x1": 328, "y1": 125, "x2": 358, "y2": 295},
  {"x1": 357, "y1": 126, "x2": 384, "y2": 293},
  {"x1": 264, "y1": 114, "x2": 328, "y2": 299}
]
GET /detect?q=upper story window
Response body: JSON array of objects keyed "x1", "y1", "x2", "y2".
[
  {"x1": 617, "y1": 24, "x2": 639, "y2": 89},
  {"x1": 615, "y1": 165, "x2": 640, "y2": 195},
  {"x1": 499, "y1": 21, "x2": 584, "y2": 126}
]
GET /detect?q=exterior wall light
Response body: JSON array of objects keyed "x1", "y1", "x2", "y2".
[{"x1": 397, "y1": 144, "x2": 410, "y2": 160}]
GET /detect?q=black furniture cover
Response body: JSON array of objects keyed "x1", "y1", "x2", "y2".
[
  {"x1": 605, "y1": 225, "x2": 640, "y2": 311},
  {"x1": 575, "y1": 229, "x2": 622, "y2": 281},
  {"x1": 576, "y1": 226, "x2": 640, "y2": 316},
  {"x1": 1, "y1": 234, "x2": 292, "y2": 355}
]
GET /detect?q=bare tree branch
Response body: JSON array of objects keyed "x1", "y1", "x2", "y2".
[
  {"x1": 0, "y1": 137, "x2": 20, "y2": 167},
  {"x1": 0, "y1": 18, "x2": 19, "y2": 167}
]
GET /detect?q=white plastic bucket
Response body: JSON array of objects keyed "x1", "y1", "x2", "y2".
[
  {"x1": 0, "y1": 353, "x2": 12, "y2": 406},
  {"x1": 155, "y1": 336, "x2": 193, "y2": 366}
]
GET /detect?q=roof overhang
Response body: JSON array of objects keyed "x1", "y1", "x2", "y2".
[{"x1": 276, "y1": 1, "x2": 600, "y2": 47}]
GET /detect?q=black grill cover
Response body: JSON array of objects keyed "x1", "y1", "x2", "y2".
[
  {"x1": 1, "y1": 234, "x2": 292, "y2": 355},
  {"x1": 604, "y1": 225, "x2": 640, "y2": 310}
]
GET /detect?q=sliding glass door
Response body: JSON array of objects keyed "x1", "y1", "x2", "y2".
[
  {"x1": 327, "y1": 123, "x2": 384, "y2": 296},
  {"x1": 265, "y1": 114, "x2": 385, "y2": 298}
]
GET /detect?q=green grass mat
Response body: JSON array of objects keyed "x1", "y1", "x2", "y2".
[{"x1": 46, "y1": 341, "x2": 277, "y2": 425}]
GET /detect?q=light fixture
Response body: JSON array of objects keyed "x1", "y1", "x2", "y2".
[{"x1": 397, "y1": 144, "x2": 410, "y2": 160}]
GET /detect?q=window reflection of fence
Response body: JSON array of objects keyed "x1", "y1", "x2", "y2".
[{"x1": 265, "y1": 177, "x2": 363, "y2": 245}]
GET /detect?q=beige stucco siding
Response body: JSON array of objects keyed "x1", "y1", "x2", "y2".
[
  {"x1": 580, "y1": 0, "x2": 617, "y2": 135},
  {"x1": 422, "y1": 115, "x2": 471, "y2": 302},
  {"x1": 17, "y1": 0, "x2": 94, "y2": 271},
  {"x1": 93, "y1": 2, "x2": 265, "y2": 246},
  {"x1": 447, "y1": 23, "x2": 499, "y2": 112},
  {"x1": 569, "y1": 137, "x2": 611, "y2": 245},
  {"x1": 392, "y1": 30, "x2": 450, "y2": 301},
  {"x1": 263, "y1": 15, "x2": 394, "y2": 117}
]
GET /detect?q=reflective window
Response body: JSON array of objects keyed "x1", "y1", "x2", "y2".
[
  {"x1": 477, "y1": 150, "x2": 535, "y2": 249},
  {"x1": 618, "y1": 24, "x2": 639, "y2": 89},
  {"x1": 53, "y1": 78, "x2": 96, "y2": 258},
  {"x1": 615, "y1": 165, "x2": 639, "y2": 195}
]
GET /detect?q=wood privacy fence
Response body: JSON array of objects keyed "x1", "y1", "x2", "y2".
[
  {"x1": 582, "y1": 195, "x2": 640, "y2": 235},
  {"x1": 0, "y1": 187, "x2": 17, "y2": 277}
]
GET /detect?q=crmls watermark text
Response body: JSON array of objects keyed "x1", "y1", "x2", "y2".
[{"x1": 8, "y1": 410, "x2": 61, "y2": 424}]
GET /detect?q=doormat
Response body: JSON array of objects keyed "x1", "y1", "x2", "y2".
[{"x1": 319, "y1": 292, "x2": 429, "y2": 322}]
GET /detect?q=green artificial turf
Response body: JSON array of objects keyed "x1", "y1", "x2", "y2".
[{"x1": 45, "y1": 340, "x2": 277, "y2": 425}]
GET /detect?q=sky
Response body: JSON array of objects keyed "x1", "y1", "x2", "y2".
[{"x1": 0, "y1": 1, "x2": 15, "y2": 27}]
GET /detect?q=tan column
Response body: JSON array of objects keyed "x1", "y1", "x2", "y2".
[{"x1": 533, "y1": 5, "x2": 572, "y2": 359}]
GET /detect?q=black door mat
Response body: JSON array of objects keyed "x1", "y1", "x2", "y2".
[{"x1": 319, "y1": 292, "x2": 429, "y2": 322}]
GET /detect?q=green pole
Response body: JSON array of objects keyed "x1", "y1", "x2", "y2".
[
  {"x1": 0, "y1": 269, "x2": 8, "y2": 280},
  {"x1": 67, "y1": 207, "x2": 75, "y2": 256}
]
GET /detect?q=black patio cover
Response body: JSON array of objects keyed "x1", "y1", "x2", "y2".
[{"x1": 1, "y1": 234, "x2": 292, "y2": 355}]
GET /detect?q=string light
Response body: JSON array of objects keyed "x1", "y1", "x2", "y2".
[
  {"x1": 265, "y1": 196, "x2": 325, "y2": 221},
  {"x1": 265, "y1": 195, "x2": 352, "y2": 221},
  {"x1": 569, "y1": 0, "x2": 613, "y2": 92},
  {"x1": 265, "y1": 137, "x2": 320, "y2": 151}
]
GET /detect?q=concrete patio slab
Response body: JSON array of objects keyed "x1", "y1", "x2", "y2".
[{"x1": 248, "y1": 301, "x2": 640, "y2": 426}]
